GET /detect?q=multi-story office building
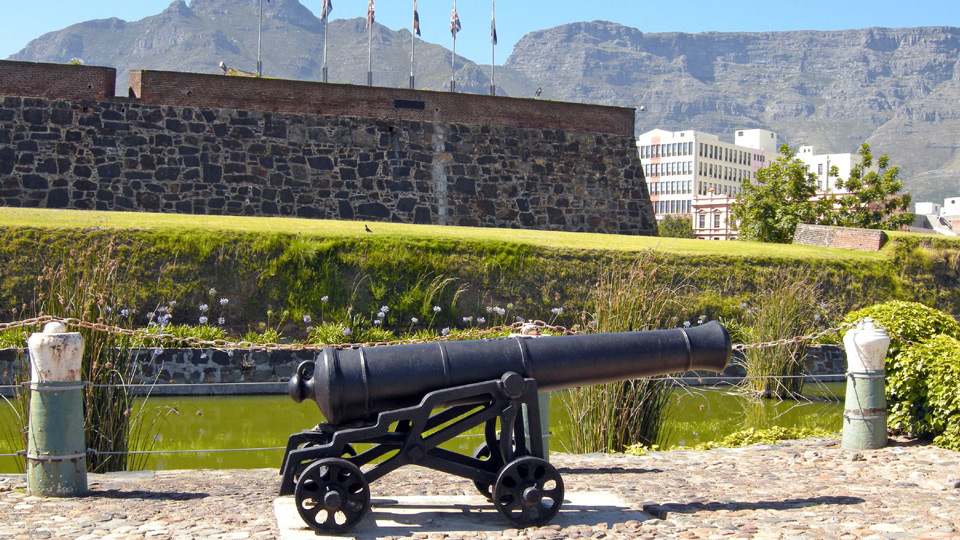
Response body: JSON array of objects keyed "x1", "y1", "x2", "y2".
[{"x1": 637, "y1": 128, "x2": 777, "y2": 219}]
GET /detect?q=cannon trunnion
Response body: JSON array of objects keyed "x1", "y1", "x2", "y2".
[{"x1": 279, "y1": 321, "x2": 732, "y2": 533}]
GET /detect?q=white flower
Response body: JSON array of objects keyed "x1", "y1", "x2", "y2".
[
  {"x1": 433, "y1": 306, "x2": 441, "y2": 313},
  {"x1": 463, "y1": 316, "x2": 473, "y2": 323},
  {"x1": 441, "y1": 327, "x2": 450, "y2": 336},
  {"x1": 303, "y1": 315, "x2": 312, "y2": 324},
  {"x1": 209, "y1": 288, "x2": 217, "y2": 296},
  {"x1": 374, "y1": 319, "x2": 382, "y2": 326},
  {"x1": 377, "y1": 311, "x2": 385, "y2": 318},
  {"x1": 683, "y1": 321, "x2": 691, "y2": 328},
  {"x1": 199, "y1": 316, "x2": 208, "y2": 325},
  {"x1": 219, "y1": 297, "x2": 229, "y2": 306},
  {"x1": 411, "y1": 317, "x2": 419, "y2": 324},
  {"x1": 321, "y1": 296, "x2": 329, "y2": 303},
  {"x1": 199, "y1": 303, "x2": 209, "y2": 313},
  {"x1": 477, "y1": 317, "x2": 486, "y2": 324},
  {"x1": 380, "y1": 305, "x2": 390, "y2": 313},
  {"x1": 218, "y1": 317, "x2": 225, "y2": 325}
]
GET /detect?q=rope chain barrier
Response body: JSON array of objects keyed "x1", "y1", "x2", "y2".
[{"x1": 0, "y1": 316, "x2": 896, "y2": 353}]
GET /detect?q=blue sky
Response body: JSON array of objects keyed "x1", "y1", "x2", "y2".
[{"x1": 1, "y1": 0, "x2": 957, "y2": 66}]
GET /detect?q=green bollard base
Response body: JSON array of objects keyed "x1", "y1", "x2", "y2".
[
  {"x1": 27, "y1": 460, "x2": 88, "y2": 497},
  {"x1": 841, "y1": 370, "x2": 887, "y2": 450}
]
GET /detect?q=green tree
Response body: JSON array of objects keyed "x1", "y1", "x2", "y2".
[
  {"x1": 657, "y1": 215, "x2": 694, "y2": 238},
  {"x1": 731, "y1": 145, "x2": 825, "y2": 243},
  {"x1": 821, "y1": 143, "x2": 913, "y2": 230}
]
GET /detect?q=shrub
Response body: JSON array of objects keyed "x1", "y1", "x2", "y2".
[
  {"x1": 895, "y1": 335, "x2": 960, "y2": 450},
  {"x1": 844, "y1": 301, "x2": 960, "y2": 443},
  {"x1": 843, "y1": 301, "x2": 960, "y2": 438}
]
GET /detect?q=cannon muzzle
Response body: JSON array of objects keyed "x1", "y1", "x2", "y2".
[{"x1": 289, "y1": 320, "x2": 731, "y2": 425}]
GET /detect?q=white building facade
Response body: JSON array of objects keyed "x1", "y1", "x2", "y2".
[
  {"x1": 796, "y1": 146, "x2": 862, "y2": 194},
  {"x1": 637, "y1": 128, "x2": 777, "y2": 239}
]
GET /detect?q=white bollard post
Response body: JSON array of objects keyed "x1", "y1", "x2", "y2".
[{"x1": 841, "y1": 318, "x2": 890, "y2": 450}]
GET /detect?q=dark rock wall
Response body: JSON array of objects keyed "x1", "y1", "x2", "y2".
[{"x1": 0, "y1": 94, "x2": 654, "y2": 234}]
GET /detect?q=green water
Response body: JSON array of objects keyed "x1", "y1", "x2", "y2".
[{"x1": 0, "y1": 383, "x2": 844, "y2": 473}]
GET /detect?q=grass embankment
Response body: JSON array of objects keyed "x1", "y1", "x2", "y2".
[{"x1": 1, "y1": 208, "x2": 957, "y2": 339}]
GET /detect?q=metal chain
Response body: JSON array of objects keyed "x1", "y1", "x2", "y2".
[
  {"x1": 1, "y1": 316, "x2": 906, "y2": 353},
  {"x1": 0, "y1": 316, "x2": 580, "y2": 351},
  {"x1": 732, "y1": 322, "x2": 857, "y2": 352}
]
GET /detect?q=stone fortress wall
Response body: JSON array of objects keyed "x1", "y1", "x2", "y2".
[{"x1": 0, "y1": 60, "x2": 656, "y2": 235}]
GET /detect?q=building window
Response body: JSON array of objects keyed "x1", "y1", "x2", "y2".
[
  {"x1": 698, "y1": 214, "x2": 706, "y2": 229},
  {"x1": 714, "y1": 214, "x2": 721, "y2": 229}
]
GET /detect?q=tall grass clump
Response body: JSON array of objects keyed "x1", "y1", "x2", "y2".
[
  {"x1": 736, "y1": 267, "x2": 831, "y2": 400},
  {"x1": 563, "y1": 251, "x2": 684, "y2": 453},
  {"x1": 32, "y1": 240, "x2": 153, "y2": 472}
]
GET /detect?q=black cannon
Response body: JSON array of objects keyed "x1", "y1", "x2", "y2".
[{"x1": 280, "y1": 321, "x2": 731, "y2": 533}]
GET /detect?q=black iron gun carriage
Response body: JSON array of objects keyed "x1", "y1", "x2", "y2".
[{"x1": 279, "y1": 321, "x2": 731, "y2": 533}]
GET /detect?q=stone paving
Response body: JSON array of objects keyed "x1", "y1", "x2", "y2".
[{"x1": 1, "y1": 437, "x2": 958, "y2": 540}]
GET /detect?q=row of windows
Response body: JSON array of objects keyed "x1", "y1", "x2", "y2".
[
  {"x1": 644, "y1": 161, "x2": 693, "y2": 177},
  {"x1": 699, "y1": 143, "x2": 755, "y2": 166},
  {"x1": 699, "y1": 162, "x2": 752, "y2": 182},
  {"x1": 697, "y1": 182, "x2": 742, "y2": 196},
  {"x1": 649, "y1": 180, "x2": 693, "y2": 195},
  {"x1": 639, "y1": 141, "x2": 694, "y2": 159},
  {"x1": 698, "y1": 213, "x2": 724, "y2": 230},
  {"x1": 655, "y1": 199, "x2": 692, "y2": 215}
]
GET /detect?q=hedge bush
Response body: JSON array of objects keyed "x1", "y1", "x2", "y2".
[{"x1": 844, "y1": 301, "x2": 960, "y2": 448}]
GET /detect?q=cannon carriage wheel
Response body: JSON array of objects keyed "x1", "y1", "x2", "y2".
[
  {"x1": 493, "y1": 457, "x2": 564, "y2": 528},
  {"x1": 295, "y1": 458, "x2": 371, "y2": 533}
]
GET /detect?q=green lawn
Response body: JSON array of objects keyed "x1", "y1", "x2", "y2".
[{"x1": 0, "y1": 207, "x2": 885, "y2": 261}]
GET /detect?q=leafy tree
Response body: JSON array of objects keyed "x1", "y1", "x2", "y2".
[
  {"x1": 821, "y1": 143, "x2": 913, "y2": 230},
  {"x1": 657, "y1": 215, "x2": 693, "y2": 238},
  {"x1": 731, "y1": 145, "x2": 825, "y2": 243}
]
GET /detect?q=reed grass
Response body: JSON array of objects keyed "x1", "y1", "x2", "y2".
[
  {"x1": 736, "y1": 267, "x2": 833, "y2": 400},
  {"x1": 563, "y1": 251, "x2": 684, "y2": 453}
]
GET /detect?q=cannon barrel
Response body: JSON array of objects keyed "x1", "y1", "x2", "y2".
[{"x1": 289, "y1": 321, "x2": 731, "y2": 425}]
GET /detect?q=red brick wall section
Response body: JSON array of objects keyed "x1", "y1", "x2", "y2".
[
  {"x1": 129, "y1": 70, "x2": 635, "y2": 136},
  {"x1": 793, "y1": 224, "x2": 887, "y2": 251},
  {"x1": 0, "y1": 60, "x2": 115, "y2": 101}
]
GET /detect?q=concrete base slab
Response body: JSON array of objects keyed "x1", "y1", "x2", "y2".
[{"x1": 275, "y1": 491, "x2": 650, "y2": 539}]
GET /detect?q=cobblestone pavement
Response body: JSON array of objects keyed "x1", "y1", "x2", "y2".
[{"x1": 1, "y1": 437, "x2": 958, "y2": 540}]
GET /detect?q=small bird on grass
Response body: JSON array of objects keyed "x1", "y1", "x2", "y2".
[{"x1": 365, "y1": 224, "x2": 373, "y2": 233}]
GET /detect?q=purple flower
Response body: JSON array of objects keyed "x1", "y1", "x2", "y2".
[
  {"x1": 219, "y1": 298, "x2": 229, "y2": 306},
  {"x1": 380, "y1": 305, "x2": 390, "y2": 313},
  {"x1": 321, "y1": 296, "x2": 329, "y2": 303},
  {"x1": 343, "y1": 328, "x2": 353, "y2": 336},
  {"x1": 477, "y1": 317, "x2": 486, "y2": 324},
  {"x1": 374, "y1": 319, "x2": 382, "y2": 326},
  {"x1": 303, "y1": 315, "x2": 312, "y2": 324},
  {"x1": 199, "y1": 303, "x2": 209, "y2": 313},
  {"x1": 218, "y1": 317, "x2": 225, "y2": 325},
  {"x1": 441, "y1": 327, "x2": 450, "y2": 336},
  {"x1": 199, "y1": 316, "x2": 208, "y2": 325}
]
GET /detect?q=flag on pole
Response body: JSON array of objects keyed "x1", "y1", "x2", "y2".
[
  {"x1": 491, "y1": 2, "x2": 498, "y2": 45},
  {"x1": 450, "y1": 4, "x2": 461, "y2": 37},
  {"x1": 320, "y1": 0, "x2": 332, "y2": 22},
  {"x1": 366, "y1": 0, "x2": 375, "y2": 29},
  {"x1": 413, "y1": 0, "x2": 421, "y2": 36}
]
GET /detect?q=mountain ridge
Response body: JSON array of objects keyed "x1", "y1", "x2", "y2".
[{"x1": 6, "y1": 0, "x2": 959, "y2": 204}]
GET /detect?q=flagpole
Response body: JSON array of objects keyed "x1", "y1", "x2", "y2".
[
  {"x1": 410, "y1": 0, "x2": 416, "y2": 90},
  {"x1": 257, "y1": 0, "x2": 263, "y2": 76},
  {"x1": 367, "y1": 1, "x2": 373, "y2": 86},
  {"x1": 450, "y1": 1, "x2": 457, "y2": 92},
  {"x1": 490, "y1": 0, "x2": 495, "y2": 96},
  {"x1": 322, "y1": 13, "x2": 328, "y2": 82}
]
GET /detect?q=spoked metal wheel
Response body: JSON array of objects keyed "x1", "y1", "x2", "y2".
[
  {"x1": 472, "y1": 442, "x2": 503, "y2": 499},
  {"x1": 287, "y1": 443, "x2": 358, "y2": 494},
  {"x1": 294, "y1": 458, "x2": 371, "y2": 533},
  {"x1": 493, "y1": 457, "x2": 564, "y2": 528}
]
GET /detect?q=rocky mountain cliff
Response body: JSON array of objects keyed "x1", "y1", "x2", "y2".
[{"x1": 8, "y1": 0, "x2": 960, "y2": 203}]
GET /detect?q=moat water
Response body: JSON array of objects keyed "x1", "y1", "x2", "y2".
[{"x1": 0, "y1": 382, "x2": 844, "y2": 473}]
